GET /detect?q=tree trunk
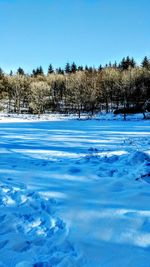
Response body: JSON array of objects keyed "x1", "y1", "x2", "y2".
[{"x1": 78, "y1": 105, "x2": 81, "y2": 119}]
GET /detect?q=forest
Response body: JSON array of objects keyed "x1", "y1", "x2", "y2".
[{"x1": 0, "y1": 56, "x2": 150, "y2": 118}]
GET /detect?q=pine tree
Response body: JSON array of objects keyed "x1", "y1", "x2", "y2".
[
  {"x1": 0, "y1": 68, "x2": 3, "y2": 78},
  {"x1": 119, "y1": 56, "x2": 136, "y2": 70},
  {"x1": 32, "y1": 66, "x2": 44, "y2": 76},
  {"x1": 56, "y1": 68, "x2": 64, "y2": 75},
  {"x1": 78, "y1": 65, "x2": 83, "y2": 71},
  {"x1": 71, "y1": 62, "x2": 77, "y2": 73},
  {"x1": 98, "y1": 65, "x2": 103, "y2": 71},
  {"x1": 113, "y1": 61, "x2": 117, "y2": 68},
  {"x1": 109, "y1": 61, "x2": 112, "y2": 68},
  {"x1": 48, "y1": 64, "x2": 54, "y2": 74},
  {"x1": 32, "y1": 69, "x2": 36, "y2": 77},
  {"x1": 120, "y1": 57, "x2": 128, "y2": 70},
  {"x1": 85, "y1": 65, "x2": 89, "y2": 71},
  {"x1": 88, "y1": 66, "x2": 93, "y2": 73},
  {"x1": 126, "y1": 56, "x2": 131, "y2": 68},
  {"x1": 141, "y1": 56, "x2": 150, "y2": 69},
  {"x1": 65, "y1": 63, "x2": 71, "y2": 73},
  {"x1": 38, "y1": 66, "x2": 44, "y2": 75},
  {"x1": 131, "y1": 57, "x2": 136, "y2": 68},
  {"x1": 17, "y1": 67, "x2": 25, "y2": 75}
]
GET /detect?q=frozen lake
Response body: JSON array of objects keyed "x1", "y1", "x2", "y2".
[{"x1": 0, "y1": 119, "x2": 150, "y2": 267}]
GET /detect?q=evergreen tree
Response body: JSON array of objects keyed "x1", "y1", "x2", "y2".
[
  {"x1": 126, "y1": 56, "x2": 131, "y2": 68},
  {"x1": 88, "y1": 66, "x2": 93, "y2": 73},
  {"x1": 130, "y1": 57, "x2": 136, "y2": 68},
  {"x1": 32, "y1": 66, "x2": 44, "y2": 77},
  {"x1": 78, "y1": 65, "x2": 83, "y2": 71},
  {"x1": 141, "y1": 56, "x2": 150, "y2": 69},
  {"x1": 0, "y1": 68, "x2": 3, "y2": 78},
  {"x1": 48, "y1": 64, "x2": 54, "y2": 74},
  {"x1": 120, "y1": 57, "x2": 127, "y2": 70},
  {"x1": 119, "y1": 56, "x2": 136, "y2": 70},
  {"x1": 32, "y1": 69, "x2": 36, "y2": 77},
  {"x1": 85, "y1": 65, "x2": 89, "y2": 71},
  {"x1": 109, "y1": 61, "x2": 112, "y2": 68},
  {"x1": 71, "y1": 62, "x2": 77, "y2": 73},
  {"x1": 98, "y1": 65, "x2": 103, "y2": 71},
  {"x1": 10, "y1": 70, "x2": 13, "y2": 76},
  {"x1": 65, "y1": 63, "x2": 71, "y2": 73},
  {"x1": 17, "y1": 67, "x2": 25, "y2": 75},
  {"x1": 56, "y1": 68, "x2": 64, "y2": 75},
  {"x1": 38, "y1": 66, "x2": 44, "y2": 75},
  {"x1": 113, "y1": 61, "x2": 117, "y2": 68}
]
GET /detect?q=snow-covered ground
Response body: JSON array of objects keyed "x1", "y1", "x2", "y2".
[
  {"x1": 0, "y1": 117, "x2": 150, "y2": 266},
  {"x1": 0, "y1": 112, "x2": 150, "y2": 123}
]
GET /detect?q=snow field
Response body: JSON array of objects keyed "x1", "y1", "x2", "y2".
[
  {"x1": 0, "y1": 182, "x2": 78, "y2": 267},
  {"x1": 0, "y1": 118, "x2": 150, "y2": 266}
]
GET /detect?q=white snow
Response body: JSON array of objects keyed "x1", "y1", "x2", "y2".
[
  {"x1": 0, "y1": 116, "x2": 150, "y2": 266},
  {"x1": 0, "y1": 111, "x2": 149, "y2": 123}
]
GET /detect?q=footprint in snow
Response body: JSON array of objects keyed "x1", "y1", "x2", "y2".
[
  {"x1": 13, "y1": 241, "x2": 31, "y2": 253},
  {"x1": 124, "y1": 211, "x2": 139, "y2": 218},
  {"x1": 7, "y1": 178, "x2": 12, "y2": 181},
  {"x1": 33, "y1": 262, "x2": 50, "y2": 267},
  {"x1": 42, "y1": 162, "x2": 48, "y2": 167},
  {"x1": 12, "y1": 165, "x2": 17, "y2": 168},
  {"x1": 0, "y1": 182, "x2": 78, "y2": 266},
  {"x1": 0, "y1": 240, "x2": 9, "y2": 250},
  {"x1": 68, "y1": 167, "x2": 81, "y2": 174}
]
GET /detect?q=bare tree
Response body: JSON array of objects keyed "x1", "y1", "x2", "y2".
[{"x1": 29, "y1": 81, "x2": 49, "y2": 117}]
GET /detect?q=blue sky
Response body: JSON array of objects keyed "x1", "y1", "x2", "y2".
[{"x1": 0, "y1": 0, "x2": 149, "y2": 73}]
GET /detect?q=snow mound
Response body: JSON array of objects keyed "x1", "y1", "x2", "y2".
[
  {"x1": 79, "y1": 148, "x2": 150, "y2": 183},
  {"x1": 128, "y1": 151, "x2": 150, "y2": 164},
  {"x1": 0, "y1": 182, "x2": 78, "y2": 267}
]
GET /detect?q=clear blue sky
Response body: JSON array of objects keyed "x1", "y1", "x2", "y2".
[{"x1": 0, "y1": 0, "x2": 149, "y2": 73}]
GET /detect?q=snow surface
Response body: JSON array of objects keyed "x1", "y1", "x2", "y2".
[
  {"x1": 0, "y1": 116, "x2": 150, "y2": 266},
  {"x1": 0, "y1": 112, "x2": 150, "y2": 123}
]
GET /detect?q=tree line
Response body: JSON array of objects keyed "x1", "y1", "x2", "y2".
[{"x1": 0, "y1": 56, "x2": 150, "y2": 118}]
